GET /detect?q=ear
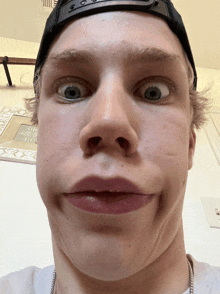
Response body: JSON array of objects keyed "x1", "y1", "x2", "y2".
[{"x1": 188, "y1": 128, "x2": 196, "y2": 170}]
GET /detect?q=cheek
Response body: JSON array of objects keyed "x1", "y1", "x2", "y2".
[
  {"x1": 36, "y1": 102, "x2": 80, "y2": 200},
  {"x1": 141, "y1": 108, "x2": 190, "y2": 191},
  {"x1": 142, "y1": 106, "x2": 190, "y2": 158},
  {"x1": 139, "y1": 109, "x2": 190, "y2": 227},
  {"x1": 37, "y1": 100, "x2": 80, "y2": 156}
]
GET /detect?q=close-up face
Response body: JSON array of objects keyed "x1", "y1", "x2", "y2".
[{"x1": 36, "y1": 11, "x2": 196, "y2": 282}]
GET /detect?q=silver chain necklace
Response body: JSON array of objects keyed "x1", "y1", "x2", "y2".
[{"x1": 50, "y1": 258, "x2": 194, "y2": 294}]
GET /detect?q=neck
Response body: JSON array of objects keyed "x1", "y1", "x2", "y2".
[{"x1": 53, "y1": 224, "x2": 190, "y2": 294}]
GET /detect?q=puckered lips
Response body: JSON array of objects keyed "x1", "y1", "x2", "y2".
[{"x1": 64, "y1": 176, "x2": 156, "y2": 214}]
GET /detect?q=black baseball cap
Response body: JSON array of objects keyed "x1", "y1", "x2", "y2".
[{"x1": 34, "y1": 0, "x2": 197, "y2": 89}]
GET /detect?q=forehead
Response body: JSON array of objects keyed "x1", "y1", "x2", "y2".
[{"x1": 45, "y1": 11, "x2": 186, "y2": 72}]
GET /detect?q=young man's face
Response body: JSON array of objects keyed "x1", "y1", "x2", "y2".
[{"x1": 36, "y1": 11, "x2": 196, "y2": 281}]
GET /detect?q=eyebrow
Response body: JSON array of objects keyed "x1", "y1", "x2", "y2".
[{"x1": 46, "y1": 46, "x2": 182, "y2": 67}]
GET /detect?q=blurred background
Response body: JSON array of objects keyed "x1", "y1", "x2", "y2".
[{"x1": 0, "y1": 0, "x2": 220, "y2": 278}]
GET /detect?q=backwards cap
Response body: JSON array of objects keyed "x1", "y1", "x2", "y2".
[{"x1": 34, "y1": 0, "x2": 197, "y2": 89}]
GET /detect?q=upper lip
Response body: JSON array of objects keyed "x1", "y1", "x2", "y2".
[{"x1": 67, "y1": 176, "x2": 144, "y2": 195}]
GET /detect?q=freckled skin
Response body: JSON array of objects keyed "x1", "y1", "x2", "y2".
[{"x1": 37, "y1": 11, "x2": 196, "y2": 294}]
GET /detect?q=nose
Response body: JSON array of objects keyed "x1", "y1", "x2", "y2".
[{"x1": 79, "y1": 75, "x2": 139, "y2": 157}]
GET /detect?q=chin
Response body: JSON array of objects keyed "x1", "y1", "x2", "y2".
[
  {"x1": 72, "y1": 243, "x2": 139, "y2": 282},
  {"x1": 81, "y1": 265, "x2": 135, "y2": 282}
]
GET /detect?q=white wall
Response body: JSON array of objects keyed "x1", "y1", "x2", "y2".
[
  {"x1": 0, "y1": 1, "x2": 51, "y2": 43},
  {"x1": 2, "y1": 0, "x2": 220, "y2": 70},
  {"x1": 0, "y1": 38, "x2": 220, "y2": 278}
]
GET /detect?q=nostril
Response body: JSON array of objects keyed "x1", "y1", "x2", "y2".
[
  {"x1": 117, "y1": 137, "x2": 130, "y2": 150},
  {"x1": 88, "y1": 137, "x2": 101, "y2": 148},
  {"x1": 87, "y1": 137, "x2": 129, "y2": 151}
]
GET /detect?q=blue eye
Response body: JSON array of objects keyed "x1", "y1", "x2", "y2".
[
  {"x1": 62, "y1": 85, "x2": 82, "y2": 100},
  {"x1": 56, "y1": 78, "x2": 91, "y2": 101},
  {"x1": 145, "y1": 86, "x2": 162, "y2": 100},
  {"x1": 140, "y1": 83, "x2": 170, "y2": 101},
  {"x1": 58, "y1": 84, "x2": 85, "y2": 100}
]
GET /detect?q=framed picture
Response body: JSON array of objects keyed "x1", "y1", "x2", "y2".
[
  {"x1": 204, "y1": 112, "x2": 220, "y2": 166},
  {"x1": 0, "y1": 106, "x2": 37, "y2": 164}
]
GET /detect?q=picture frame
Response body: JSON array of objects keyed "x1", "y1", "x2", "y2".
[
  {"x1": 204, "y1": 112, "x2": 220, "y2": 166},
  {"x1": 0, "y1": 106, "x2": 37, "y2": 164}
]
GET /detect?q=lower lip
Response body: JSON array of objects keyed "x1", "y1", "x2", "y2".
[{"x1": 66, "y1": 192, "x2": 155, "y2": 214}]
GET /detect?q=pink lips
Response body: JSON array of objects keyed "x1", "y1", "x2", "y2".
[
  {"x1": 65, "y1": 177, "x2": 155, "y2": 214},
  {"x1": 68, "y1": 176, "x2": 144, "y2": 194}
]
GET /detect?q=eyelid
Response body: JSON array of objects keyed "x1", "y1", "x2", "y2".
[
  {"x1": 50, "y1": 76, "x2": 176, "y2": 102},
  {"x1": 133, "y1": 77, "x2": 177, "y2": 103},
  {"x1": 53, "y1": 77, "x2": 88, "y2": 91},
  {"x1": 136, "y1": 76, "x2": 176, "y2": 92},
  {"x1": 52, "y1": 76, "x2": 93, "y2": 100}
]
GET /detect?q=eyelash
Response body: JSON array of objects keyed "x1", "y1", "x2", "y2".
[
  {"x1": 52, "y1": 76, "x2": 176, "y2": 104},
  {"x1": 134, "y1": 77, "x2": 176, "y2": 102},
  {"x1": 53, "y1": 77, "x2": 92, "y2": 103}
]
